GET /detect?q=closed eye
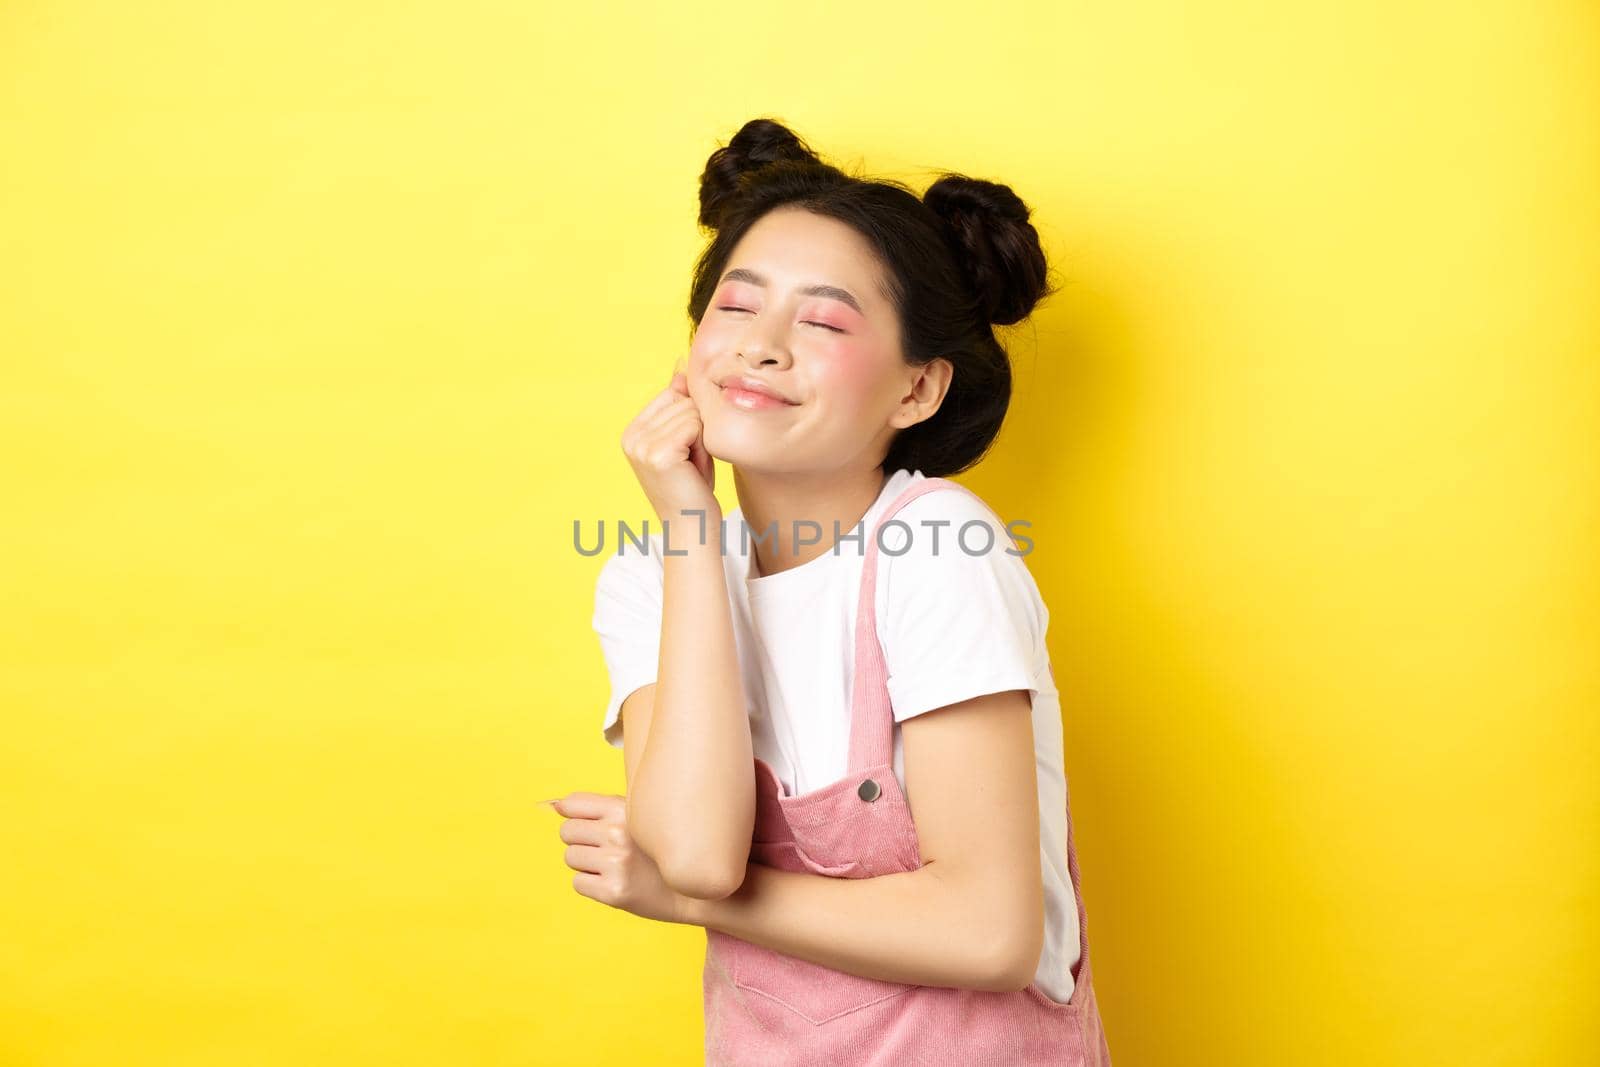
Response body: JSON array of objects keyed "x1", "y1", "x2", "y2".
[{"x1": 718, "y1": 307, "x2": 844, "y2": 333}]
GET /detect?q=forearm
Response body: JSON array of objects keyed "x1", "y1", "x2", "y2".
[
  {"x1": 679, "y1": 859, "x2": 1035, "y2": 993},
  {"x1": 629, "y1": 506, "x2": 754, "y2": 898}
]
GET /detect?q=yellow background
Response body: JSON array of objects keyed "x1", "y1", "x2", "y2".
[{"x1": 2, "y1": 2, "x2": 1595, "y2": 1064}]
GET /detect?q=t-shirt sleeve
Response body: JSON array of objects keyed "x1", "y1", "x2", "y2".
[
  {"x1": 877, "y1": 490, "x2": 1050, "y2": 722},
  {"x1": 591, "y1": 539, "x2": 664, "y2": 749}
]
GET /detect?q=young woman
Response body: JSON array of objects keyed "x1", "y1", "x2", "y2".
[{"x1": 555, "y1": 118, "x2": 1113, "y2": 1065}]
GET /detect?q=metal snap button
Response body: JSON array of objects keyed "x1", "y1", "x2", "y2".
[{"x1": 857, "y1": 778, "x2": 881, "y2": 802}]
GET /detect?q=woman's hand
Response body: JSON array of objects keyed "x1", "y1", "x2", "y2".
[
  {"x1": 621, "y1": 366, "x2": 719, "y2": 523},
  {"x1": 554, "y1": 791, "x2": 698, "y2": 926}
]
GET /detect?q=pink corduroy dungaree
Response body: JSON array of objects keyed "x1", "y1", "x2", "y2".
[{"x1": 702, "y1": 477, "x2": 1113, "y2": 1066}]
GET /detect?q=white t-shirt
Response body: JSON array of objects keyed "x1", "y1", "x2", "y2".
[{"x1": 590, "y1": 467, "x2": 1081, "y2": 1004}]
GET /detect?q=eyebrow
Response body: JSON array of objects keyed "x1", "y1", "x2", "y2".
[{"x1": 718, "y1": 268, "x2": 865, "y2": 316}]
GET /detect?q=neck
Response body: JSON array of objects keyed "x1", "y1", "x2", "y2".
[{"x1": 733, "y1": 464, "x2": 893, "y2": 578}]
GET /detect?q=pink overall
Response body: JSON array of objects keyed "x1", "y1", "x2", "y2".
[{"x1": 703, "y1": 477, "x2": 1113, "y2": 1066}]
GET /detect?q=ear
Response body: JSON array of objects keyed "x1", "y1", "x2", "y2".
[{"x1": 890, "y1": 357, "x2": 954, "y2": 429}]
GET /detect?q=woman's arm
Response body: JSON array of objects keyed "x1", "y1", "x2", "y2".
[
  {"x1": 622, "y1": 507, "x2": 754, "y2": 901},
  {"x1": 617, "y1": 371, "x2": 755, "y2": 902},
  {"x1": 678, "y1": 689, "x2": 1046, "y2": 992}
]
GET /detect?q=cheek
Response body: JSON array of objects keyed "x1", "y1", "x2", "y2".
[
  {"x1": 689, "y1": 310, "x2": 741, "y2": 353},
  {"x1": 812, "y1": 346, "x2": 891, "y2": 411},
  {"x1": 687, "y1": 333, "x2": 727, "y2": 387},
  {"x1": 687, "y1": 330, "x2": 715, "y2": 364}
]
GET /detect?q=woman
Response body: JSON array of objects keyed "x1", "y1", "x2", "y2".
[{"x1": 555, "y1": 117, "x2": 1113, "y2": 1065}]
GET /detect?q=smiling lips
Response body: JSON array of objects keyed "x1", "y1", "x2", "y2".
[{"x1": 719, "y1": 375, "x2": 799, "y2": 411}]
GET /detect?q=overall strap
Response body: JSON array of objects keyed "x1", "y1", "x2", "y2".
[{"x1": 846, "y1": 476, "x2": 973, "y2": 771}]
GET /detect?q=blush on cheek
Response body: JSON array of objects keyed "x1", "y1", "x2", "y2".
[
  {"x1": 691, "y1": 315, "x2": 735, "y2": 347},
  {"x1": 811, "y1": 345, "x2": 887, "y2": 409},
  {"x1": 687, "y1": 332, "x2": 723, "y2": 369}
]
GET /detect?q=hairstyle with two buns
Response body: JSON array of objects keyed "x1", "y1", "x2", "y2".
[{"x1": 688, "y1": 117, "x2": 1059, "y2": 478}]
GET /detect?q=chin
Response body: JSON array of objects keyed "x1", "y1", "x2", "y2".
[
  {"x1": 702, "y1": 425, "x2": 802, "y2": 472},
  {"x1": 701, "y1": 428, "x2": 761, "y2": 467}
]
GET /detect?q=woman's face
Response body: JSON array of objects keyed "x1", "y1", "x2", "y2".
[{"x1": 686, "y1": 206, "x2": 936, "y2": 474}]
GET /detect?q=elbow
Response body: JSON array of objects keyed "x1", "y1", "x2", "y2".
[
  {"x1": 974, "y1": 917, "x2": 1045, "y2": 994},
  {"x1": 656, "y1": 849, "x2": 747, "y2": 902},
  {"x1": 928, "y1": 861, "x2": 1046, "y2": 993},
  {"x1": 626, "y1": 806, "x2": 748, "y2": 901}
]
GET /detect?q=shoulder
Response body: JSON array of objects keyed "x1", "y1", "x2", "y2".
[
  {"x1": 889, "y1": 482, "x2": 1011, "y2": 538},
  {"x1": 876, "y1": 483, "x2": 1046, "y2": 632},
  {"x1": 873, "y1": 483, "x2": 1051, "y2": 722},
  {"x1": 879, "y1": 483, "x2": 1030, "y2": 571}
]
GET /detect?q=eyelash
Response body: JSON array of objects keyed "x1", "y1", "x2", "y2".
[{"x1": 718, "y1": 306, "x2": 843, "y2": 333}]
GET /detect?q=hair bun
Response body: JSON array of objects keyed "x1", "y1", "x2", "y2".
[
  {"x1": 922, "y1": 174, "x2": 1052, "y2": 326},
  {"x1": 698, "y1": 118, "x2": 823, "y2": 230}
]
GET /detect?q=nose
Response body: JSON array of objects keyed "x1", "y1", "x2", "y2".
[{"x1": 738, "y1": 317, "x2": 792, "y2": 371}]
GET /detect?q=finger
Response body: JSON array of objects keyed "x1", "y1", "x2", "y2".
[
  {"x1": 636, "y1": 394, "x2": 698, "y2": 437},
  {"x1": 631, "y1": 384, "x2": 682, "y2": 427},
  {"x1": 564, "y1": 843, "x2": 607, "y2": 874},
  {"x1": 572, "y1": 870, "x2": 608, "y2": 903},
  {"x1": 634, "y1": 409, "x2": 701, "y2": 462},
  {"x1": 658, "y1": 399, "x2": 703, "y2": 427},
  {"x1": 633, "y1": 369, "x2": 697, "y2": 422},
  {"x1": 689, "y1": 434, "x2": 714, "y2": 486},
  {"x1": 670, "y1": 372, "x2": 689, "y2": 397},
  {"x1": 558, "y1": 817, "x2": 608, "y2": 846},
  {"x1": 553, "y1": 792, "x2": 624, "y2": 820}
]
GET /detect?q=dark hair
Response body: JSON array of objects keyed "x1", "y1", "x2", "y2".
[{"x1": 687, "y1": 117, "x2": 1059, "y2": 479}]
